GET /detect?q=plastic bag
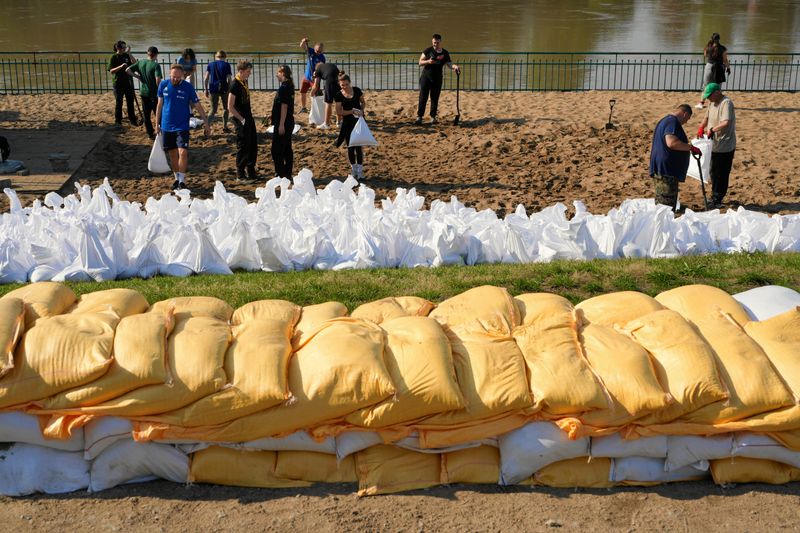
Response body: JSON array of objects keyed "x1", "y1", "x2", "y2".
[
  {"x1": 348, "y1": 116, "x2": 378, "y2": 147},
  {"x1": 308, "y1": 95, "x2": 325, "y2": 126},
  {"x1": 148, "y1": 134, "x2": 171, "y2": 174},
  {"x1": 686, "y1": 137, "x2": 712, "y2": 183}
]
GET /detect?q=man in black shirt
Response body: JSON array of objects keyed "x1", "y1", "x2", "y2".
[
  {"x1": 227, "y1": 60, "x2": 258, "y2": 182},
  {"x1": 107, "y1": 40, "x2": 137, "y2": 126},
  {"x1": 416, "y1": 34, "x2": 460, "y2": 124},
  {"x1": 312, "y1": 62, "x2": 340, "y2": 129}
]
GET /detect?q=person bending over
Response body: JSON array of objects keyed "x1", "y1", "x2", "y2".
[
  {"x1": 271, "y1": 65, "x2": 295, "y2": 179},
  {"x1": 416, "y1": 33, "x2": 460, "y2": 124},
  {"x1": 312, "y1": 61, "x2": 340, "y2": 129},
  {"x1": 649, "y1": 103, "x2": 701, "y2": 211},
  {"x1": 334, "y1": 74, "x2": 367, "y2": 179},
  {"x1": 228, "y1": 60, "x2": 258, "y2": 182}
]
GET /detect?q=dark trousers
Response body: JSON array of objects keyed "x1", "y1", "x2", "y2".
[
  {"x1": 235, "y1": 118, "x2": 258, "y2": 175},
  {"x1": 348, "y1": 146, "x2": 364, "y2": 164},
  {"x1": 141, "y1": 96, "x2": 157, "y2": 137},
  {"x1": 710, "y1": 149, "x2": 735, "y2": 204},
  {"x1": 418, "y1": 74, "x2": 443, "y2": 118},
  {"x1": 114, "y1": 79, "x2": 136, "y2": 124},
  {"x1": 271, "y1": 132, "x2": 293, "y2": 178}
]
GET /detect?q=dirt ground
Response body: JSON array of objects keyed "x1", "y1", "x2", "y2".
[{"x1": 1, "y1": 90, "x2": 799, "y2": 216}]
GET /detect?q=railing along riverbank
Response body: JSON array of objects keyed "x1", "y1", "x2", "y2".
[{"x1": 1, "y1": 51, "x2": 798, "y2": 94}]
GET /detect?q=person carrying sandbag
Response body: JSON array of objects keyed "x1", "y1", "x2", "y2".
[
  {"x1": 649, "y1": 103, "x2": 701, "y2": 212},
  {"x1": 334, "y1": 74, "x2": 368, "y2": 179}
]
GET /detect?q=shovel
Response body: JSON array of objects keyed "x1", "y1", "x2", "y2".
[
  {"x1": 605, "y1": 98, "x2": 616, "y2": 129},
  {"x1": 692, "y1": 150, "x2": 710, "y2": 211},
  {"x1": 133, "y1": 93, "x2": 144, "y2": 127},
  {"x1": 453, "y1": 71, "x2": 461, "y2": 126}
]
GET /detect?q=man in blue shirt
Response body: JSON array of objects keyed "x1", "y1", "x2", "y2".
[
  {"x1": 299, "y1": 37, "x2": 325, "y2": 113},
  {"x1": 156, "y1": 64, "x2": 210, "y2": 190},
  {"x1": 649, "y1": 104, "x2": 701, "y2": 211}
]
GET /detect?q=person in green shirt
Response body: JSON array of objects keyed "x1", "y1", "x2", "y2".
[
  {"x1": 107, "y1": 40, "x2": 137, "y2": 127},
  {"x1": 127, "y1": 46, "x2": 163, "y2": 139}
]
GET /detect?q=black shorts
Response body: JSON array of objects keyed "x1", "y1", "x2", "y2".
[
  {"x1": 323, "y1": 81, "x2": 337, "y2": 104},
  {"x1": 162, "y1": 130, "x2": 189, "y2": 151}
]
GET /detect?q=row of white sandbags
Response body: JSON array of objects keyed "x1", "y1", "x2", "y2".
[{"x1": 3, "y1": 169, "x2": 800, "y2": 283}]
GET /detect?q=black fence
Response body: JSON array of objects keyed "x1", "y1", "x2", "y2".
[{"x1": 1, "y1": 51, "x2": 798, "y2": 94}]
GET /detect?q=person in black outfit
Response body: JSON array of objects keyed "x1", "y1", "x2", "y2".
[
  {"x1": 334, "y1": 74, "x2": 367, "y2": 179},
  {"x1": 312, "y1": 62, "x2": 340, "y2": 129},
  {"x1": 227, "y1": 60, "x2": 258, "y2": 182},
  {"x1": 416, "y1": 33, "x2": 460, "y2": 124},
  {"x1": 107, "y1": 40, "x2": 137, "y2": 126},
  {"x1": 271, "y1": 65, "x2": 295, "y2": 179}
]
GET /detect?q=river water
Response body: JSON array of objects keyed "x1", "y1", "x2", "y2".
[{"x1": 1, "y1": 0, "x2": 798, "y2": 53}]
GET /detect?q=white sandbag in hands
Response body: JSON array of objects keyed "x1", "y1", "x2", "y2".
[
  {"x1": 308, "y1": 95, "x2": 325, "y2": 126},
  {"x1": 148, "y1": 134, "x2": 171, "y2": 174},
  {"x1": 686, "y1": 137, "x2": 712, "y2": 183},
  {"x1": 349, "y1": 116, "x2": 378, "y2": 147}
]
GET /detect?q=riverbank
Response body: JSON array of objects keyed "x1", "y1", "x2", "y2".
[{"x1": 1, "y1": 90, "x2": 798, "y2": 215}]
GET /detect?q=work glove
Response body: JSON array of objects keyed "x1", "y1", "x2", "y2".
[
  {"x1": 697, "y1": 126, "x2": 705, "y2": 138},
  {"x1": 690, "y1": 145, "x2": 702, "y2": 157}
]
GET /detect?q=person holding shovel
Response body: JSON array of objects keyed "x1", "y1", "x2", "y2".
[
  {"x1": 649, "y1": 103, "x2": 701, "y2": 211},
  {"x1": 697, "y1": 83, "x2": 736, "y2": 208},
  {"x1": 416, "y1": 33, "x2": 460, "y2": 124}
]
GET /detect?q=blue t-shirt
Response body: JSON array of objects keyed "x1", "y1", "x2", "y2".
[
  {"x1": 649, "y1": 114, "x2": 690, "y2": 182},
  {"x1": 157, "y1": 79, "x2": 199, "y2": 132},
  {"x1": 304, "y1": 48, "x2": 326, "y2": 81},
  {"x1": 178, "y1": 56, "x2": 197, "y2": 74},
  {"x1": 206, "y1": 60, "x2": 232, "y2": 93}
]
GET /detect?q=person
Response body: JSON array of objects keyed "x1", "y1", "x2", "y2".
[
  {"x1": 697, "y1": 83, "x2": 736, "y2": 208},
  {"x1": 299, "y1": 37, "x2": 325, "y2": 113},
  {"x1": 697, "y1": 33, "x2": 730, "y2": 109},
  {"x1": 107, "y1": 40, "x2": 137, "y2": 127},
  {"x1": 178, "y1": 48, "x2": 197, "y2": 87},
  {"x1": 312, "y1": 61, "x2": 340, "y2": 129},
  {"x1": 156, "y1": 64, "x2": 210, "y2": 190},
  {"x1": 649, "y1": 103, "x2": 702, "y2": 211},
  {"x1": 334, "y1": 74, "x2": 367, "y2": 178},
  {"x1": 416, "y1": 33, "x2": 460, "y2": 124},
  {"x1": 271, "y1": 65, "x2": 295, "y2": 179},
  {"x1": 227, "y1": 60, "x2": 258, "y2": 182},
  {"x1": 204, "y1": 50, "x2": 233, "y2": 131},
  {"x1": 126, "y1": 46, "x2": 162, "y2": 139}
]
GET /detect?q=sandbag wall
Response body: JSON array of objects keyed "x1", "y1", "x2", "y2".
[{"x1": 2, "y1": 282, "x2": 800, "y2": 496}]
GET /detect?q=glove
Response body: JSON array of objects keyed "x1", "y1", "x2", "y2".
[
  {"x1": 690, "y1": 145, "x2": 702, "y2": 156},
  {"x1": 697, "y1": 126, "x2": 705, "y2": 138}
]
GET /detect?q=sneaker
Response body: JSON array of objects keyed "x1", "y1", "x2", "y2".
[
  {"x1": 300, "y1": 107, "x2": 308, "y2": 114},
  {"x1": 430, "y1": 116, "x2": 438, "y2": 123},
  {"x1": 316, "y1": 123, "x2": 330, "y2": 130},
  {"x1": 694, "y1": 103, "x2": 704, "y2": 109},
  {"x1": 171, "y1": 180, "x2": 180, "y2": 190},
  {"x1": 179, "y1": 182, "x2": 189, "y2": 190},
  {"x1": 414, "y1": 117, "x2": 423, "y2": 125}
]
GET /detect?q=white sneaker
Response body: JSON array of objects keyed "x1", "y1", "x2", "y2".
[
  {"x1": 356, "y1": 165, "x2": 365, "y2": 179},
  {"x1": 694, "y1": 103, "x2": 704, "y2": 109},
  {"x1": 316, "y1": 123, "x2": 330, "y2": 130}
]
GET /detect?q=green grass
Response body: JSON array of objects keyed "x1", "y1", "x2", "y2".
[{"x1": 2, "y1": 252, "x2": 799, "y2": 309}]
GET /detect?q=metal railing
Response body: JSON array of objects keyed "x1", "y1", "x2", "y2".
[{"x1": 1, "y1": 51, "x2": 798, "y2": 94}]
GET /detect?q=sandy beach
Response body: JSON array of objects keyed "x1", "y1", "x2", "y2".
[{"x1": 2, "y1": 90, "x2": 798, "y2": 216}]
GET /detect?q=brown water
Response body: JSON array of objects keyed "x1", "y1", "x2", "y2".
[{"x1": 1, "y1": 0, "x2": 798, "y2": 53}]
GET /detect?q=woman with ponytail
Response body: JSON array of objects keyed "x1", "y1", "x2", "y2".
[
  {"x1": 271, "y1": 65, "x2": 295, "y2": 179},
  {"x1": 697, "y1": 33, "x2": 730, "y2": 109}
]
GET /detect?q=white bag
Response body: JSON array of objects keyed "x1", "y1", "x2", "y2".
[
  {"x1": 0, "y1": 412, "x2": 84, "y2": 452},
  {"x1": 0, "y1": 444, "x2": 89, "y2": 496},
  {"x1": 89, "y1": 439, "x2": 189, "y2": 492},
  {"x1": 348, "y1": 116, "x2": 378, "y2": 147},
  {"x1": 611, "y1": 457, "x2": 709, "y2": 483},
  {"x1": 665, "y1": 434, "x2": 733, "y2": 472},
  {"x1": 590, "y1": 434, "x2": 667, "y2": 459},
  {"x1": 733, "y1": 433, "x2": 800, "y2": 469},
  {"x1": 733, "y1": 285, "x2": 800, "y2": 321},
  {"x1": 498, "y1": 422, "x2": 589, "y2": 485},
  {"x1": 148, "y1": 134, "x2": 171, "y2": 174},
  {"x1": 686, "y1": 137, "x2": 712, "y2": 183},
  {"x1": 241, "y1": 430, "x2": 336, "y2": 454},
  {"x1": 336, "y1": 431, "x2": 383, "y2": 461},
  {"x1": 308, "y1": 95, "x2": 325, "y2": 126}
]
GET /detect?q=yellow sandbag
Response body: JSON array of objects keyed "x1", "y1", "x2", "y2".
[
  {"x1": 189, "y1": 447, "x2": 310, "y2": 488},
  {"x1": 430, "y1": 285, "x2": 520, "y2": 330},
  {"x1": 441, "y1": 446, "x2": 499, "y2": 484},
  {"x1": 356, "y1": 445, "x2": 441, "y2": 495},
  {"x1": 0, "y1": 310, "x2": 118, "y2": 409},
  {"x1": 41, "y1": 309, "x2": 176, "y2": 409},
  {"x1": 577, "y1": 323, "x2": 671, "y2": 428},
  {"x1": 0, "y1": 298, "x2": 25, "y2": 379},
  {"x1": 744, "y1": 307, "x2": 800, "y2": 400},
  {"x1": 530, "y1": 457, "x2": 613, "y2": 488},
  {"x1": 514, "y1": 293, "x2": 574, "y2": 327},
  {"x1": 351, "y1": 296, "x2": 435, "y2": 325},
  {"x1": 293, "y1": 301, "x2": 348, "y2": 349},
  {"x1": 134, "y1": 318, "x2": 394, "y2": 442},
  {"x1": 149, "y1": 296, "x2": 233, "y2": 322},
  {"x1": 231, "y1": 299, "x2": 301, "y2": 327},
  {"x1": 770, "y1": 429, "x2": 800, "y2": 451},
  {"x1": 138, "y1": 317, "x2": 293, "y2": 427},
  {"x1": 513, "y1": 310, "x2": 608, "y2": 416},
  {"x1": 2, "y1": 282, "x2": 76, "y2": 328},
  {"x1": 69, "y1": 288, "x2": 149, "y2": 318},
  {"x1": 346, "y1": 316, "x2": 464, "y2": 428},
  {"x1": 576, "y1": 291, "x2": 664, "y2": 327},
  {"x1": 655, "y1": 284, "x2": 751, "y2": 327},
  {"x1": 622, "y1": 309, "x2": 728, "y2": 424},
  {"x1": 56, "y1": 315, "x2": 230, "y2": 417},
  {"x1": 275, "y1": 451, "x2": 357, "y2": 483},
  {"x1": 710, "y1": 457, "x2": 800, "y2": 485}
]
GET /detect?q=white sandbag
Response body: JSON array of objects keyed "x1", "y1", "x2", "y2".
[
  {"x1": 610, "y1": 457, "x2": 710, "y2": 483},
  {"x1": 148, "y1": 134, "x2": 171, "y2": 174},
  {"x1": 266, "y1": 124, "x2": 302, "y2": 135},
  {"x1": 0, "y1": 443, "x2": 89, "y2": 496},
  {"x1": 335, "y1": 431, "x2": 383, "y2": 461},
  {"x1": 84, "y1": 416, "x2": 134, "y2": 460},
  {"x1": 732, "y1": 433, "x2": 800, "y2": 469},
  {"x1": 308, "y1": 95, "x2": 325, "y2": 126},
  {"x1": 188, "y1": 117, "x2": 204, "y2": 129},
  {"x1": 665, "y1": 434, "x2": 733, "y2": 472},
  {"x1": 0, "y1": 412, "x2": 84, "y2": 452},
  {"x1": 590, "y1": 434, "x2": 667, "y2": 459},
  {"x1": 348, "y1": 116, "x2": 378, "y2": 147},
  {"x1": 686, "y1": 137, "x2": 712, "y2": 183},
  {"x1": 733, "y1": 285, "x2": 800, "y2": 321},
  {"x1": 241, "y1": 430, "x2": 336, "y2": 454},
  {"x1": 89, "y1": 439, "x2": 189, "y2": 492},
  {"x1": 498, "y1": 422, "x2": 590, "y2": 485}
]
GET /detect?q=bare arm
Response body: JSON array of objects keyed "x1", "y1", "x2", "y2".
[
  {"x1": 665, "y1": 134, "x2": 692, "y2": 151},
  {"x1": 156, "y1": 97, "x2": 163, "y2": 133},
  {"x1": 126, "y1": 65, "x2": 142, "y2": 81},
  {"x1": 279, "y1": 103, "x2": 288, "y2": 134},
  {"x1": 444, "y1": 61, "x2": 461, "y2": 73},
  {"x1": 418, "y1": 52, "x2": 433, "y2": 66},
  {"x1": 204, "y1": 70, "x2": 210, "y2": 94},
  {"x1": 300, "y1": 37, "x2": 309, "y2": 51},
  {"x1": 194, "y1": 100, "x2": 210, "y2": 136},
  {"x1": 722, "y1": 51, "x2": 730, "y2": 69}
]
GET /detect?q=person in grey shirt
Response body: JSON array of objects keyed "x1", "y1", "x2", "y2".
[{"x1": 698, "y1": 83, "x2": 736, "y2": 208}]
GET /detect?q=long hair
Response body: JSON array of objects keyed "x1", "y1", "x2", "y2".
[
  {"x1": 182, "y1": 48, "x2": 196, "y2": 61},
  {"x1": 705, "y1": 33, "x2": 721, "y2": 59},
  {"x1": 279, "y1": 64, "x2": 294, "y2": 91}
]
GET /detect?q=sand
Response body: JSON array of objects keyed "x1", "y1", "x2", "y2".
[{"x1": 2, "y1": 90, "x2": 799, "y2": 215}]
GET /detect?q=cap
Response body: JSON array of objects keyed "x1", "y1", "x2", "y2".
[{"x1": 702, "y1": 82, "x2": 721, "y2": 99}]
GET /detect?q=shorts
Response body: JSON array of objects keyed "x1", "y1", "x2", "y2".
[
  {"x1": 323, "y1": 81, "x2": 337, "y2": 104},
  {"x1": 300, "y1": 78, "x2": 313, "y2": 94},
  {"x1": 162, "y1": 130, "x2": 189, "y2": 151}
]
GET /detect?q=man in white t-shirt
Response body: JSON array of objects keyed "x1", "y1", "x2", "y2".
[{"x1": 698, "y1": 83, "x2": 736, "y2": 208}]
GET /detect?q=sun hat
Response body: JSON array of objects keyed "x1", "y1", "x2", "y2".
[{"x1": 702, "y1": 82, "x2": 721, "y2": 99}]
